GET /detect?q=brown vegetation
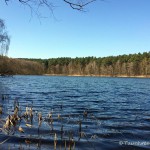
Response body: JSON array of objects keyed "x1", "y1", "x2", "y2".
[{"x1": 0, "y1": 56, "x2": 44, "y2": 75}]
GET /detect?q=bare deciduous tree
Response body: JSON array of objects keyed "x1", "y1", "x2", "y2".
[
  {"x1": 63, "y1": 0, "x2": 96, "y2": 10},
  {"x1": 4, "y1": 0, "x2": 97, "y2": 12},
  {"x1": 0, "y1": 19, "x2": 10, "y2": 56}
]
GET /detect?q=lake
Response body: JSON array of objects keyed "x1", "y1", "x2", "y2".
[{"x1": 0, "y1": 75, "x2": 150, "y2": 150}]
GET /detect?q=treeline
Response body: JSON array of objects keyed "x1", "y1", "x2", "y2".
[
  {"x1": 44, "y1": 52, "x2": 150, "y2": 76},
  {"x1": 0, "y1": 56, "x2": 44, "y2": 75},
  {"x1": 0, "y1": 52, "x2": 150, "y2": 77},
  {"x1": 23, "y1": 52, "x2": 150, "y2": 77}
]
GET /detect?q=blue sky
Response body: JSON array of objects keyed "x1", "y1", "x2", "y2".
[{"x1": 0, "y1": 0, "x2": 150, "y2": 58}]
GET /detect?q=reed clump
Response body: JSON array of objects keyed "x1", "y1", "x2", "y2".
[{"x1": 0, "y1": 94, "x2": 100, "y2": 150}]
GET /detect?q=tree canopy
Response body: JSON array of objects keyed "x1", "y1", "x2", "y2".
[{"x1": 18, "y1": 52, "x2": 150, "y2": 76}]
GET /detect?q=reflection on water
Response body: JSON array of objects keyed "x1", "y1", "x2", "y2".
[{"x1": 0, "y1": 75, "x2": 150, "y2": 150}]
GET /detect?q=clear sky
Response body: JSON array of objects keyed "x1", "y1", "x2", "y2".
[{"x1": 0, "y1": 0, "x2": 150, "y2": 59}]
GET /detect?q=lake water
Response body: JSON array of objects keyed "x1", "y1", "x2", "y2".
[{"x1": 0, "y1": 75, "x2": 150, "y2": 150}]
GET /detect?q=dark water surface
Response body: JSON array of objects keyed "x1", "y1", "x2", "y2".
[{"x1": 0, "y1": 75, "x2": 150, "y2": 150}]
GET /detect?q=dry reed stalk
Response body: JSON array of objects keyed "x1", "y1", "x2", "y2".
[
  {"x1": 72, "y1": 141, "x2": 75, "y2": 150},
  {"x1": 58, "y1": 114, "x2": 61, "y2": 119},
  {"x1": 61, "y1": 125, "x2": 63, "y2": 139},
  {"x1": 29, "y1": 107, "x2": 33, "y2": 122},
  {"x1": 79, "y1": 121, "x2": 82, "y2": 138},
  {"x1": 48, "y1": 112, "x2": 52, "y2": 118},
  {"x1": 54, "y1": 133, "x2": 57, "y2": 150},
  {"x1": 83, "y1": 110, "x2": 88, "y2": 117},
  {"x1": 0, "y1": 105, "x2": 2, "y2": 114},
  {"x1": 38, "y1": 112, "x2": 42, "y2": 122},
  {"x1": 26, "y1": 124, "x2": 32, "y2": 128},
  {"x1": 64, "y1": 140, "x2": 66, "y2": 150},
  {"x1": 18, "y1": 126, "x2": 24, "y2": 133},
  {"x1": 3, "y1": 115, "x2": 12, "y2": 129}
]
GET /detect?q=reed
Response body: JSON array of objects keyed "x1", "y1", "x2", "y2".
[{"x1": 0, "y1": 93, "x2": 100, "y2": 150}]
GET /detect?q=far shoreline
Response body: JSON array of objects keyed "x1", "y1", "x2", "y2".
[
  {"x1": 1, "y1": 74, "x2": 150, "y2": 78},
  {"x1": 43, "y1": 74, "x2": 150, "y2": 78}
]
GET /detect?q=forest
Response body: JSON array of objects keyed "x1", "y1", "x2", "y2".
[
  {"x1": 0, "y1": 52, "x2": 150, "y2": 77},
  {"x1": 0, "y1": 56, "x2": 44, "y2": 75}
]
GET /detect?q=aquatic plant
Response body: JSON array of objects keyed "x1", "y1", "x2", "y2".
[{"x1": 0, "y1": 94, "x2": 103, "y2": 150}]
